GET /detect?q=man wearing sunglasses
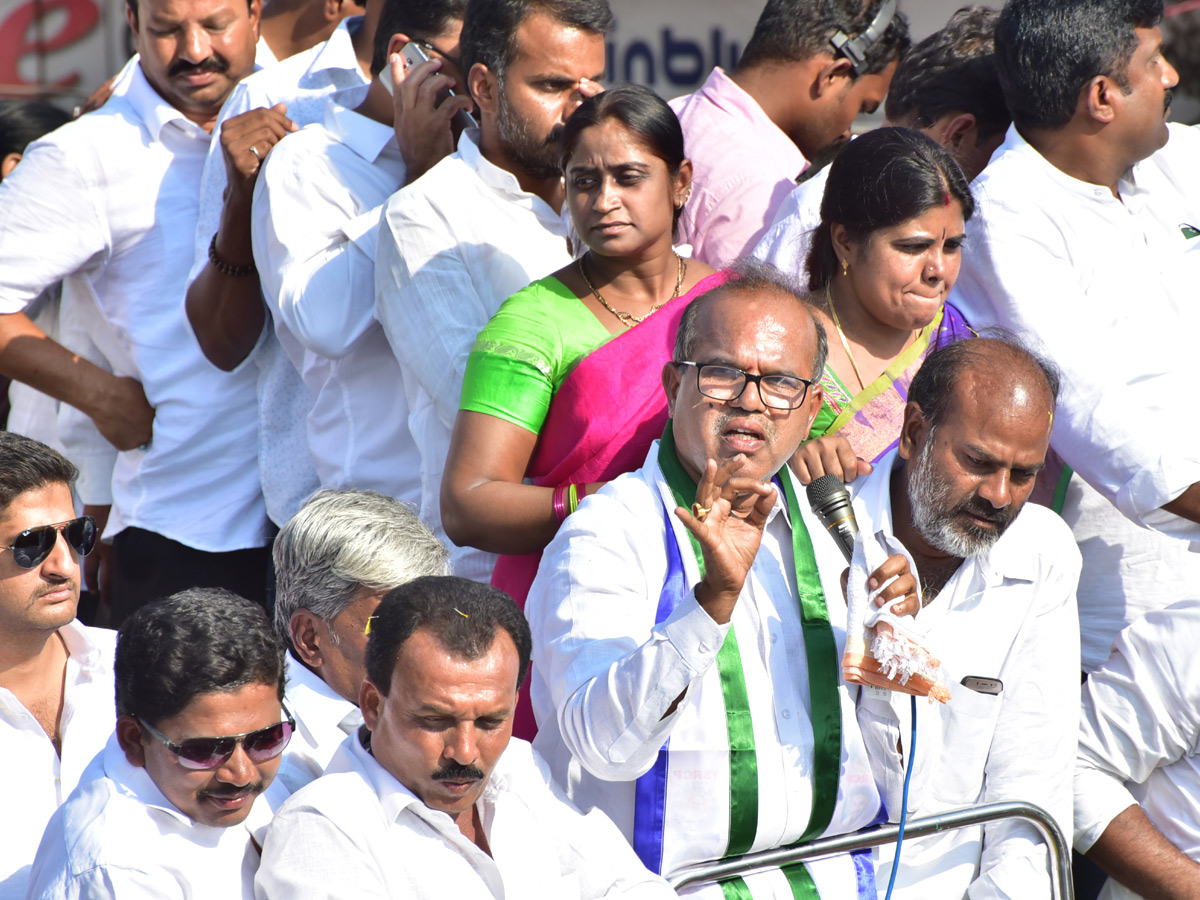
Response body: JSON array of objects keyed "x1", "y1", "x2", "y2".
[
  {"x1": 525, "y1": 259, "x2": 919, "y2": 898},
  {"x1": 27, "y1": 588, "x2": 291, "y2": 898},
  {"x1": 0, "y1": 432, "x2": 112, "y2": 900}
]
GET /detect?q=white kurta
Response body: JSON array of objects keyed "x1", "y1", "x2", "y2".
[
  {"x1": 255, "y1": 733, "x2": 676, "y2": 899},
  {"x1": 277, "y1": 654, "x2": 361, "y2": 794},
  {"x1": 528, "y1": 441, "x2": 883, "y2": 898},
  {"x1": 1075, "y1": 599, "x2": 1200, "y2": 900},
  {"x1": 851, "y1": 451, "x2": 1081, "y2": 900}
]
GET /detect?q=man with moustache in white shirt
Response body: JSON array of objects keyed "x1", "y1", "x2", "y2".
[
  {"x1": 0, "y1": 434, "x2": 111, "y2": 900},
  {"x1": 27, "y1": 588, "x2": 292, "y2": 899}
]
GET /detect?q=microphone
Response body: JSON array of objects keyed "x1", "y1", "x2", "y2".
[{"x1": 806, "y1": 474, "x2": 860, "y2": 563}]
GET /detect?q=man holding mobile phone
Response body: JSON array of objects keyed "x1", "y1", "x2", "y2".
[
  {"x1": 250, "y1": 0, "x2": 469, "y2": 504},
  {"x1": 373, "y1": 0, "x2": 611, "y2": 584}
]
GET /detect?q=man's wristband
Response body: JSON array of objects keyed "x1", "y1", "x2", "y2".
[{"x1": 208, "y1": 233, "x2": 256, "y2": 277}]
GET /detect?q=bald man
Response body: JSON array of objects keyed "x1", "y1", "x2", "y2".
[{"x1": 847, "y1": 337, "x2": 1081, "y2": 899}]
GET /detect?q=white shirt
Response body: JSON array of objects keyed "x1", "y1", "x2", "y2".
[
  {"x1": 526, "y1": 442, "x2": 882, "y2": 897},
  {"x1": 752, "y1": 163, "x2": 831, "y2": 280},
  {"x1": 375, "y1": 129, "x2": 574, "y2": 581},
  {"x1": 952, "y1": 123, "x2": 1200, "y2": 538},
  {"x1": 1075, "y1": 599, "x2": 1200, "y2": 900},
  {"x1": 851, "y1": 451, "x2": 1082, "y2": 900},
  {"x1": 253, "y1": 94, "x2": 420, "y2": 503},
  {"x1": 0, "y1": 65, "x2": 269, "y2": 552},
  {"x1": 255, "y1": 731, "x2": 675, "y2": 899},
  {"x1": 186, "y1": 19, "x2": 370, "y2": 526},
  {"x1": 1060, "y1": 473, "x2": 1200, "y2": 672},
  {"x1": 0, "y1": 623, "x2": 115, "y2": 900},
  {"x1": 26, "y1": 735, "x2": 286, "y2": 900},
  {"x1": 278, "y1": 654, "x2": 361, "y2": 794}
]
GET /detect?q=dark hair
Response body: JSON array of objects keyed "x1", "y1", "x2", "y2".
[
  {"x1": 460, "y1": 0, "x2": 613, "y2": 83},
  {"x1": 675, "y1": 257, "x2": 829, "y2": 379},
  {"x1": 0, "y1": 432, "x2": 77, "y2": 515},
  {"x1": 365, "y1": 575, "x2": 532, "y2": 694},
  {"x1": 909, "y1": 332, "x2": 1061, "y2": 430},
  {"x1": 739, "y1": 0, "x2": 910, "y2": 76},
  {"x1": 995, "y1": 0, "x2": 1162, "y2": 132},
  {"x1": 560, "y1": 84, "x2": 686, "y2": 230},
  {"x1": 371, "y1": 0, "x2": 469, "y2": 77},
  {"x1": 125, "y1": 0, "x2": 253, "y2": 23},
  {"x1": 115, "y1": 588, "x2": 286, "y2": 725},
  {"x1": 0, "y1": 100, "x2": 70, "y2": 161},
  {"x1": 883, "y1": 6, "x2": 1009, "y2": 143},
  {"x1": 806, "y1": 126, "x2": 974, "y2": 291}
]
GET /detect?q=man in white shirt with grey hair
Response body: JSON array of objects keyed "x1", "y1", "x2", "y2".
[
  {"x1": 373, "y1": 0, "x2": 610, "y2": 582},
  {"x1": 271, "y1": 488, "x2": 449, "y2": 792},
  {"x1": 256, "y1": 575, "x2": 676, "y2": 899}
]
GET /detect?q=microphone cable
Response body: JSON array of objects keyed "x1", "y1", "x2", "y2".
[{"x1": 883, "y1": 694, "x2": 917, "y2": 900}]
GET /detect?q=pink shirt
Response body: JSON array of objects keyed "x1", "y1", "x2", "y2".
[{"x1": 671, "y1": 68, "x2": 808, "y2": 267}]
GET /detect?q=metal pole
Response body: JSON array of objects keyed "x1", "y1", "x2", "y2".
[{"x1": 668, "y1": 801, "x2": 1073, "y2": 900}]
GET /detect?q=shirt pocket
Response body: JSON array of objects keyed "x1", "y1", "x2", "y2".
[{"x1": 929, "y1": 686, "x2": 1001, "y2": 806}]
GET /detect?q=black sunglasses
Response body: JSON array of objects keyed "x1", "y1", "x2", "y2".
[
  {"x1": 1, "y1": 515, "x2": 97, "y2": 569},
  {"x1": 138, "y1": 710, "x2": 296, "y2": 770}
]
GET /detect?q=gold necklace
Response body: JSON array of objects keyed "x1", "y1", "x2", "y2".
[
  {"x1": 826, "y1": 283, "x2": 867, "y2": 391},
  {"x1": 579, "y1": 253, "x2": 685, "y2": 328}
]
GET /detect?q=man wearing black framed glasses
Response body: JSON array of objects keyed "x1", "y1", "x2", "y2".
[
  {"x1": 0, "y1": 432, "x2": 114, "y2": 900},
  {"x1": 525, "y1": 258, "x2": 919, "y2": 899},
  {"x1": 26, "y1": 588, "x2": 291, "y2": 899}
]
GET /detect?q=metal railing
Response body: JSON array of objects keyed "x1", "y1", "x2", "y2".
[{"x1": 668, "y1": 800, "x2": 1072, "y2": 899}]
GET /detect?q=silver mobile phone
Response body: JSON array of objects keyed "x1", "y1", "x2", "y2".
[
  {"x1": 398, "y1": 41, "x2": 477, "y2": 132},
  {"x1": 960, "y1": 676, "x2": 1003, "y2": 695}
]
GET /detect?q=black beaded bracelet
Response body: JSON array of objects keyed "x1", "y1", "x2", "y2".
[{"x1": 208, "y1": 233, "x2": 256, "y2": 277}]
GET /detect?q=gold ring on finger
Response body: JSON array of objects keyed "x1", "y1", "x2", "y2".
[{"x1": 692, "y1": 502, "x2": 710, "y2": 520}]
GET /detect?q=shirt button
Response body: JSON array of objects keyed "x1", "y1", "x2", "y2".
[
  {"x1": 782, "y1": 709, "x2": 791, "y2": 719},
  {"x1": 698, "y1": 642, "x2": 709, "y2": 653},
  {"x1": 769, "y1": 633, "x2": 778, "y2": 644}
]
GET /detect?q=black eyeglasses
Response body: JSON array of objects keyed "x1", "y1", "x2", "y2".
[
  {"x1": 138, "y1": 711, "x2": 296, "y2": 770},
  {"x1": 1, "y1": 515, "x2": 97, "y2": 569},
  {"x1": 676, "y1": 361, "x2": 814, "y2": 410},
  {"x1": 413, "y1": 38, "x2": 462, "y2": 70}
]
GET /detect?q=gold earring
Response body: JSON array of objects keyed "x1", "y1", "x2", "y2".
[{"x1": 841, "y1": 259, "x2": 849, "y2": 276}]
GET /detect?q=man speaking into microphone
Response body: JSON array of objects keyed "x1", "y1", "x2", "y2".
[{"x1": 525, "y1": 259, "x2": 919, "y2": 899}]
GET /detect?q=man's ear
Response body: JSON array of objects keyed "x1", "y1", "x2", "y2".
[
  {"x1": 468, "y1": 63, "x2": 498, "y2": 113},
  {"x1": 814, "y1": 56, "x2": 855, "y2": 98},
  {"x1": 0, "y1": 152, "x2": 21, "y2": 180},
  {"x1": 1083, "y1": 75, "x2": 1118, "y2": 125},
  {"x1": 289, "y1": 610, "x2": 325, "y2": 669},
  {"x1": 662, "y1": 361, "x2": 682, "y2": 417},
  {"x1": 937, "y1": 112, "x2": 978, "y2": 152},
  {"x1": 360, "y1": 678, "x2": 383, "y2": 730},
  {"x1": 248, "y1": 0, "x2": 262, "y2": 33},
  {"x1": 897, "y1": 401, "x2": 928, "y2": 461},
  {"x1": 116, "y1": 715, "x2": 147, "y2": 768},
  {"x1": 125, "y1": 0, "x2": 139, "y2": 37},
  {"x1": 387, "y1": 32, "x2": 411, "y2": 59}
]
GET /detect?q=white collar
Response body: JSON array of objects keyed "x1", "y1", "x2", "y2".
[
  {"x1": 324, "y1": 95, "x2": 396, "y2": 163},
  {"x1": 126, "y1": 63, "x2": 210, "y2": 142},
  {"x1": 285, "y1": 653, "x2": 358, "y2": 734}
]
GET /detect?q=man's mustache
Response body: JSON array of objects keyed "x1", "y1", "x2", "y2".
[
  {"x1": 433, "y1": 762, "x2": 485, "y2": 782},
  {"x1": 168, "y1": 56, "x2": 229, "y2": 79},
  {"x1": 199, "y1": 780, "x2": 262, "y2": 800}
]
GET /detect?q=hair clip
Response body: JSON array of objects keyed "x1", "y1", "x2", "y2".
[{"x1": 454, "y1": 607, "x2": 469, "y2": 619}]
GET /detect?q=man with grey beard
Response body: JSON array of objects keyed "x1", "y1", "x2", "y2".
[{"x1": 847, "y1": 336, "x2": 1082, "y2": 900}]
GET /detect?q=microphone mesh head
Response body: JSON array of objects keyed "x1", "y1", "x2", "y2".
[{"x1": 805, "y1": 473, "x2": 849, "y2": 509}]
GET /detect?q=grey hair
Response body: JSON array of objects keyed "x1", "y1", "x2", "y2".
[
  {"x1": 674, "y1": 257, "x2": 829, "y2": 379},
  {"x1": 272, "y1": 489, "x2": 450, "y2": 650}
]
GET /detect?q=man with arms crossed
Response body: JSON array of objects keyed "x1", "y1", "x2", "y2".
[
  {"x1": 0, "y1": 434, "x2": 109, "y2": 900},
  {"x1": 272, "y1": 488, "x2": 449, "y2": 791},
  {"x1": 27, "y1": 588, "x2": 291, "y2": 898},
  {"x1": 256, "y1": 575, "x2": 676, "y2": 898},
  {"x1": 527, "y1": 259, "x2": 918, "y2": 898},
  {"x1": 374, "y1": 0, "x2": 610, "y2": 582}
]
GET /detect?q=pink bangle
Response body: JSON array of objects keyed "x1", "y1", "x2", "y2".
[{"x1": 552, "y1": 485, "x2": 569, "y2": 523}]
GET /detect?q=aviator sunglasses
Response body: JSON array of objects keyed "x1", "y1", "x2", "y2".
[
  {"x1": 138, "y1": 710, "x2": 297, "y2": 770},
  {"x1": 1, "y1": 515, "x2": 97, "y2": 569}
]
